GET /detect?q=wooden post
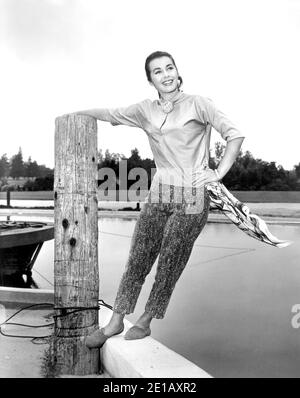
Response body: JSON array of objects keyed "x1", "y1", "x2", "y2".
[
  {"x1": 53, "y1": 114, "x2": 99, "y2": 375},
  {"x1": 6, "y1": 190, "x2": 10, "y2": 207}
]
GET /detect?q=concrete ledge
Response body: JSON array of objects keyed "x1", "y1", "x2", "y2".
[
  {"x1": 0, "y1": 286, "x2": 54, "y2": 304},
  {"x1": 0, "y1": 287, "x2": 212, "y2": 378},
  {"x1": 99, "y1": 307, "x2": 212, "y2": 378}
]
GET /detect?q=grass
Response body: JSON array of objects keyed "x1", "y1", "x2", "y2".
[
  {"x1": 232, "y1": 191, "x2": 300, "y2": 203},
  {"x1": 40, "y1": 336, "x2": 63, "y2": 378},
  {"x1": 0, "y1": 191, "x2": 53, "y2": 200}
]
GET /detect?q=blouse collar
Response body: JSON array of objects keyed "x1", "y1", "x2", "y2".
[{"x1": 155, "y1": 90, "x2": 186, "y2": 107}]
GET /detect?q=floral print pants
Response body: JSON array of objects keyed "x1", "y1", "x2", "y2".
[{"x1": 113, "y1": 184, "x2": 210, "y2": 319}]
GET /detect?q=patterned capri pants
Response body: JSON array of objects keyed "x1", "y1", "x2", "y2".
[{"x1": 113, "y1": 183, "x2": 210, "y2": 319}]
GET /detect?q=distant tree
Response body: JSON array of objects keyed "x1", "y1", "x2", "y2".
[
  {"x1": 99, "y1": 149, "x2": 124, "y2": 174},
  {"x1": 23, "y1": 174, "x2": 54, "y2": 191},
  {"x1": 97, "y1": 149, "x2": 104, "y2": 164},
  {"x1": 24, "y1": 157, "x2": 40, "y2": 177},
  {"x1": 127, "y1": 148, "x2": 156, "y2": 189},
  {"x1": 127, "y1": 148, "x2": 142, "y2": 170},
  {"x1": 97, "y1": 149, "x2": 125, "y2": 190},
  {"x1": 214, "y1": 141, "x2": 225, "y2": 164},
  {"x1": 34, "y1": 174, "x2": 54, "y2": 190},
  {"x1": 0, "y1": 154, "x2": 10, "y2": 178},
  {"x1": 36, "y1": 164, "x2": 53, "y2": 178},
  {"x1": 294, "y1": 162, "x2": 300, "y2": 179},
  {"x1": 10, "y1": 147, "x2": 25, "y2": 178},
  {"x1": 141, "y1": 157, "x2": 156, "y2": 188}
]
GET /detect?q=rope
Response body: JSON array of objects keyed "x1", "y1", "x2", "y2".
[
  {"x1": 0, "y1": 303, "x2": 53, "y2": 343},
  {"x1": 32, "y1": 269, "x2": 54, "y2": 287},
  {"x1": 0, "y1": 299, "x2": 113, "y2": 344}
]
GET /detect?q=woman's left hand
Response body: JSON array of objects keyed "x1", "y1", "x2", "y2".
[{"x1": 193, "y1": 168, "x2": 221, "y2": 187}]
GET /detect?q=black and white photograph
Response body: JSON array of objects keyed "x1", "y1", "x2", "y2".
[{"x1": 0, "y1": 0, "x2": 300, "y2": 383}]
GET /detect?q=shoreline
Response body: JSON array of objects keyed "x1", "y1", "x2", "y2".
[
  {"x1": 1, "y1": 190, "x2": 300, "y2": 203},
  {"x1": 1, "y1": 206, "x2": 300, "y2": 225}
]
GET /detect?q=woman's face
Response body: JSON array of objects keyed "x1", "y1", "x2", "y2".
[{"x1": 148, "y1": 56, "x2": 180, "y2": 96}]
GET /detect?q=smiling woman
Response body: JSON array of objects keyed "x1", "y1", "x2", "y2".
[
  {"x1": 71, "y1": 50, "x2": 245, "y2": 349},
  {"x1": 145, "y1": 51, "x2": 183, "y2": 108}
]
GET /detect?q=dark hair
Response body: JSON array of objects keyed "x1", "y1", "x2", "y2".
[{"x1": 145, "y1": 51, "x2": 183, "y2": 89}]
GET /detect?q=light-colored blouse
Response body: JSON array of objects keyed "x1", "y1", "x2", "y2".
[{"x1": 95, "y1": 91, "x2": 245, "y2": 189}]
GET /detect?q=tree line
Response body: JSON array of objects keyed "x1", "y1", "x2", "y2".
[
  {"x1": 98, "y1": 144, "x2": 300, "y2": 191},
  {"x1": 209, "y1": 142, "x2": 300, "y2": 190},
  {"x1": 1, "y1": 145, "x2": 299, "y2": 191},
  {"x1": 0, "y1": 148, "x2": 53, "y2": 179},
  {"x1": 0, "y1": 148, "x2": 54, "y2": 191}
]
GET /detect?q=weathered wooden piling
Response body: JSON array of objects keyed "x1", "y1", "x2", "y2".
[
  {"x1": 6, "y1": 190, "x2": 11, "y2": 207},
  {"x1": 53, "y1": 114, "x2": 99, "y2": 375}
]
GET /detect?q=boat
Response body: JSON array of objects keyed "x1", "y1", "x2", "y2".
[{"x1": 0, "y1": 220, "x2": 54, "y2": 288}]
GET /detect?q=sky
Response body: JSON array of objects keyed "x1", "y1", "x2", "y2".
[{"x1": 0, "y1": 0, "x2": 299, "y2": 170}]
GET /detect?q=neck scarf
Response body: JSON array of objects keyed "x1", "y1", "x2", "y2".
[
  {"x1": 158, "y1": 90, "x2": 184, "y2": 114},
  {"x1": 207, "y1": 182, "x2": 292, "y2": 248}
]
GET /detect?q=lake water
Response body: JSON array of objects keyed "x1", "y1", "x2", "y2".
[
  {"x1": 1, "y1": 211, "x2": 300, "y2": 378},
  {"x1": 0, "y1": 200, "x2": 54, "y2": 208}
]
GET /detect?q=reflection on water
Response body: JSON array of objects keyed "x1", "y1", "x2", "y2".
[{"x1": 1, "y1": 212, "x2": 300, "y2": 378}]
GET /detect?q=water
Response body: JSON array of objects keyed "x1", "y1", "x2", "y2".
[
  {"x1": 1, "y1": 211, "x2": 300, "y2": 378},
  {"x1": 0, "y1": 200, "x2": 54, "y2": 208}
]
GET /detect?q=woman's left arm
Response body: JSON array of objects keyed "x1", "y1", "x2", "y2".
[
  {"x1": 214, "y1": 137, "x2": 244, "y2": 179},
  {"x1": 196, "y1": 137, "x2": 244, "y2": 185},
  {"x1": 195, "y1": 96, "x2": 245, "y2": 185}
]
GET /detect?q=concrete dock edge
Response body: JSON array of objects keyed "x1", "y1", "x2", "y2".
[{"x1": 0, "y1": 287, "x2": 212, "y2": 378}]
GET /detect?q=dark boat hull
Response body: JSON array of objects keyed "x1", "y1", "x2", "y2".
[{"x1": 0, "y1": 221, "x2": 54, "y2": 287}]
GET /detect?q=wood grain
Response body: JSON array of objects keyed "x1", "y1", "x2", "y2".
[{"x1": 53, "y1": 114, "x2": 99, "y2": 375}]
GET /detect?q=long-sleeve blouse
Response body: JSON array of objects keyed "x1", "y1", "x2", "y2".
[{"x1": 94, "y1": 91, "x2": 245, "y2": 189}]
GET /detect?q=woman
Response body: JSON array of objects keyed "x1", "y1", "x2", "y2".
[{"x1": 75, "y1": 51, "x2": 245, "y2": 347}]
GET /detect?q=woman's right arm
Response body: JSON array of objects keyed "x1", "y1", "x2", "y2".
[
  {"x1": 72, "y1": 101, "x2": 149, "y2": 129},
  {"x1": 74, "y1": 109, "x2": 107, "y2": 119}
]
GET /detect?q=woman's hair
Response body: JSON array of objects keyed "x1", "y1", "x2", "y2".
[{"x1": 145, "y1": 51, "x2": 183, "y2": 89}]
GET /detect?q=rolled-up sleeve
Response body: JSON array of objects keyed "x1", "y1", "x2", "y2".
[
  {"x1": 95, "y1": 100, "x2": 149, "y2": 129},
  {"x1": 196, "y1": 96, "x2": 245, "y2": 141}
]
